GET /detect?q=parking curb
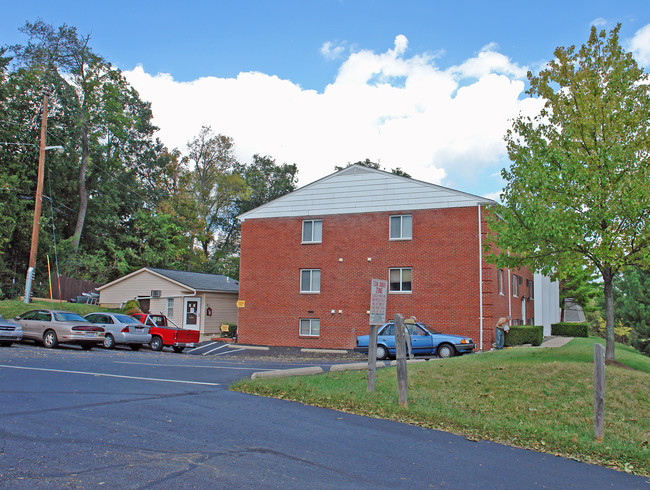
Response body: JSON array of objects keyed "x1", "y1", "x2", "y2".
[
  {"x1": 301, "y1": 348, "x2": 348, "y2": 354},
  {"x1": 251, "y1": 366, "x2": 323, "y2": 379},
  {"x1": 330, "y1": 362, "x2": 384, "y2": 372},
  {"x1": 230, "y1": 344, "x2": 270, "y2": 351},
  {"x1": 389, "y1": 358, "x2": 428, "y2": 366}
]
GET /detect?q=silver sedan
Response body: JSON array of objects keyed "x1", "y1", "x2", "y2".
[
  {"x1": 0, "y1": 314, "x2": 23, "y2": 347},
  {"x1": 84, "y1": 313, "x2": 151, "y2": 350}
]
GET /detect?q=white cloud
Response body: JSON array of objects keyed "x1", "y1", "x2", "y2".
[
  {"x1": 320, "y1": 41, "x2": 346, "y2": 60},
  {"x1": 124, "y1": 35, "x2": 539, "y2": 193},
  {"x1": 628, "y1": 23, "x2": 650, "y2": 67},
  {"x1": 450, "y1": 44, "x2": 528, "y2": 79},
  {"x1": 590, "y1": 17, "x2": 608, "y2": 27}
]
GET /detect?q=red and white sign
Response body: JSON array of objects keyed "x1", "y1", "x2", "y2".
[{"x1": 370, "y1": 278, "x2": 388, "y2": 325}]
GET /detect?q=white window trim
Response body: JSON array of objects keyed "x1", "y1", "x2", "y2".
[
  {"x1": 389, "y1": 214, "x2": 412, "y2": 241},
  {"x1": 300, "y1": 269, "x2": 321, "y2": 293},
  {"x1": 299, "y1": 318, "x2": 320, "y2": 337},
  {"x1": 166, "y1": 298, "x2": 174, "y2": 318},
  {"x1": 389, "y1": 267, "x2": 412, "y2": 294},
  {"x1": 498, "y1": 269, "x2": 505, "y2": 296},
  {"x1": 302, "y1": 219, "x2": 322, "y2": 244}
]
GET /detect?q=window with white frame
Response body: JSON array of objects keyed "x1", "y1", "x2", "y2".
[
  {"x1": 512, "y1": 274, "x2": 519, "y2": 296},
  {"x1": 302, "y1": 219, "x2": 322, "y2": 243},
  {"x1": 498, "y1": 269, "x2": 504, "y2": 295},
  {"x1": 389, "y1": 215, "x2": 412, "y2": 240},
  {"x1": 166, "y1": 298, "x2": 174, "y2": 317},
  {"x1": 389, "y1": 267, "x2": 412, "y2": 292},
  {"x1": 300, "y1": 318, "x2": 320, "y2": 336},
  {"x1": 300, "y1": 269, "x2": 321, "y2": 293}
]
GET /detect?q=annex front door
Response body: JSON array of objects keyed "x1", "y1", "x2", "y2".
[{"x1": 184, "y1": 297, "x2": 201, "y2": 332}]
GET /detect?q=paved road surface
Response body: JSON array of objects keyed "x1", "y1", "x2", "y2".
[{"x1": 0, "y1": 344, "x2": 646, "y2": 488}]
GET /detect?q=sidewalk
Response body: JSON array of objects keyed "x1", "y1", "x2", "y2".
[{"x1": 539, "y1": 336, "x2": 574, "y2": 348}]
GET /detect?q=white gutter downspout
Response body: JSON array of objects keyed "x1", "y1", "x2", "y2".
[
  {"x1": 478, "y1": 204, "x2": 483, "y2": 351},
  {"x1": 508, "y1": 269, "x2": 512, "y2": 319}
]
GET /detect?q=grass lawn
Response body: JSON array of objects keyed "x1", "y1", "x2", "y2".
[
  {"x1": 0, "y1": 298, "x2": 115, "y2": 319},
  {"x1": 232, "y1": 338, "x2": 650, "y2": 476}
]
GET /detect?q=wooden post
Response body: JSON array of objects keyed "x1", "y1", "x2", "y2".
[
  {"x1": 395, "y1": 314, "x2": 408, "y2": 407},
  {"x1": 594, "y1": 343, "x2": 605, "y2": 442},
  {"x1": 367, "y1": 324, "x2": 378, "y2": 392}
]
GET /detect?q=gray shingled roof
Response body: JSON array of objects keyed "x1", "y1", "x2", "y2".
[{"x1": 148, "y1": 268, "x2": 239, "y2": 293}]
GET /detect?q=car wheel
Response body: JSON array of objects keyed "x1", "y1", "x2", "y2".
[
  {"x1": 43, "y1": 330, "x2": 58, "y2": 348},
  {"x1": 103, "y1": 334, "x2": 115, "y2": 349},
  {"x1": 81, "y1": 344, "x2": 94, "y2": 350},
  {"x1": 150, "y1": 336, "x2": 163, "y2": 351},
  {"x1": 376, "y1": 344, "x2": 389, "y2": 360},
  {"x1": 172, "y1": 346, "x2": 185, "y2": 353},
  {"x1": 129, "y1": 344, "x2": 141, "y2": 351},
  {"x1": 437, "y1": 343, "x2": 456, "y2": 359}
]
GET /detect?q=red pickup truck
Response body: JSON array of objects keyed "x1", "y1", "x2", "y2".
[{"x1": 131, "y1": 313, "x2": 200, "y2": 353}]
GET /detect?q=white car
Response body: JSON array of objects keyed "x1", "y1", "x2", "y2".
[{"x1": 84, "y1": 312, "x2": 151, "y2": 350}]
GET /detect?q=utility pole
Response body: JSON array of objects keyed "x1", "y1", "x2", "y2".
[{"x1": 24, "y1": 92, "x2": 49, "y2": 304}]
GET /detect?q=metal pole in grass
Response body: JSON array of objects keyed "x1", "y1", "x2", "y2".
[
  {"x1": 395, "y1": 314, "x2": 408, "y2": 408},
  {"x1": 594, "y1": 343, "x2": 605, "y2": 442}
]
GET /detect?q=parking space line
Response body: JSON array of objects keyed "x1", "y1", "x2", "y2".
[
  {"x1": 186, "y1": 342, "x2": 219, "y2": 354},
  {"x1": 114, "y1": 361, "x2": 273, "y2": 371},
  {"x1": 0, "y1": 364, "x2": 220, "y2": 386},
  {"x1": 202, "y1": 344, "x2": 229, "y2": 355},
  {"x1": 209, "y1": 348, "x2": 246, "y2": 357}
]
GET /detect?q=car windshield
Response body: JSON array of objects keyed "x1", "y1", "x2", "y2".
[
  {"x1": 380, "y1": 323, "x2": 440, "y2": 335},
  {"x1": 53, "y1": 312, "x2": 88, "y2": 322},
  {"x1": 113, "y1": 314, "x2": 138, "y2": 323}
]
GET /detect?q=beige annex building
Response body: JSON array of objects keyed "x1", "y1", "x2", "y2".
[{"x1": 98, "y1": 267, "x2": 239, "y2": 340}]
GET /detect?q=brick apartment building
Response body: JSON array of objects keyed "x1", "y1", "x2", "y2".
[{"x1": 237, "y1": 165, "x2": 559, "y2": 350}]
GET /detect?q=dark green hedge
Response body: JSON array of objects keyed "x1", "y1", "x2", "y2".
[
  {"x1": 504, "y1": 325, "x2": 544, "y2": 347},
  {"x1": 223, "y1": 322, "x2": 237, "y2": 338},
  {"x1": 551, "y1": 322, "x2": 588, "y2": 337}
]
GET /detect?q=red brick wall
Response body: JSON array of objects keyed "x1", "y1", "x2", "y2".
[{"x1": 238, "y1": 206, "x2": 534, "y2": 350}]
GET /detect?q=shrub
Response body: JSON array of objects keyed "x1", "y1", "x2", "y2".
[
  {"x1": 552, "y1": 322, "x2": 589, "y2": 337},
  {"x1": 123, "y1": 299, "x2": 141, "y2": 315},
  {"x1": 504, "y1": 325, "x2": 543, "y2": 347},
  {"x1": 220, "y1": 323, "x2": 237, "y2": 338}
]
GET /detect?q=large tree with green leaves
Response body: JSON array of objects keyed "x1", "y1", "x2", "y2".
[
  {"x1": 10, "y1": 20, "x2": 156, "y2": 251},
  {"x1": 486, "y1": 25, "x2": 650, "y2": 360},
  {"x1": 184, "y1": 126, "x2": 249, "y2": 257},
  {"x1": 614, "y1": 268, "x2": 650, "y2": 355}
]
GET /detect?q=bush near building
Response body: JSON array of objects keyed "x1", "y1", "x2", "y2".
[{"x1": 504, "y1": 325, "x2": 543, "y2": 347}]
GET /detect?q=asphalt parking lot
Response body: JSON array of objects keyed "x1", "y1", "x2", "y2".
[{"x1": 1, "y1": 342, "x2": 646, "y2": 489}]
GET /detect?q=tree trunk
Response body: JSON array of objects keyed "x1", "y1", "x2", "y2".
[
  {"x1": 602, "y1": 267, "x2": 616, "y2": 360},
  {"x1": 72, "y1": 122, "x2": 89, "y2": 251}
]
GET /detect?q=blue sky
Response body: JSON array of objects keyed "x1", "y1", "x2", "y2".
[{"x1": 3, "y1": 1, "x2": 650, "y2": 198}]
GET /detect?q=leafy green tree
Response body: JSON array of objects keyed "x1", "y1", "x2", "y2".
[
  {"x1": 218, "y1": 154, "x2": 298, "y2": 252},
  {"x1": 184, "y1": 126, "x2": 249, "y2": 257},
  {"x1": 486, "y1": 25, "x2": 650, "y2": 360},
  {"x1": 614, "y1": 268, "x2": 650, "y2": 355},
  {"x1": 10, "y1": 20, "x2": 157, "y2": 251},
  {"x1": 335, "y1": 158, "x2": 412, "y2": 177},
  {"x1": 559, "y1": 267, "x2": 601, "y2": 321}
]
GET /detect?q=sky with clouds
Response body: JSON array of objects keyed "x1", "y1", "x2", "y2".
[{"x1": 2, "y1": 1, "x2": 650, "y2": 200}]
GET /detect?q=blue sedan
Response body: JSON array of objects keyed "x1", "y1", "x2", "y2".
[{"x1": 355, "y1": 322, "x2": 475, "y2": 360}]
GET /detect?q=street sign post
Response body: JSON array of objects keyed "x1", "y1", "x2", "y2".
[{"x1": 368, "y1": 279, "x2": 388, "y2": 392}]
